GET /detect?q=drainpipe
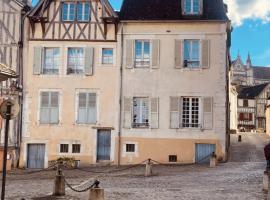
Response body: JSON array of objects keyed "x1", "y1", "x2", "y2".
[
  {"x1": 117, "y1": 24, "x2": 124, "y2": 166},
  {"x1": 17, "y1": 6, "x2": 31, "y2": 167}
]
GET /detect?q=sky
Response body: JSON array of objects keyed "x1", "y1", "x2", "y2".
[{"x1": 32, "y1": 0, "x2": 270, "y2": 66}]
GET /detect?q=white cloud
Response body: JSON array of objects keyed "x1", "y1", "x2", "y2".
[{"x1": 224, "y1": 0, "x2": 270, "y2": 26}]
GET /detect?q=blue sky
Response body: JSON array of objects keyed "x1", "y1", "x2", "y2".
[{"x1": 32, "y1": 0, "x2": 270, "y2": 66}]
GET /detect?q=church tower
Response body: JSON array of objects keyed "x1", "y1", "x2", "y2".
[{"x1": 246, "y1": 53, "x2": 254, "y2": 85}]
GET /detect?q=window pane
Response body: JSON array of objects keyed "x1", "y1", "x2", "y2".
[
  {"x1": 40, "y1": 108, "x2": 50, "y2": 124},
  {"x1": 133, "y1": 97, "x2": 149, "y2": 127},
  {"x1": 79, "y1": 93, "x2": 87, "y2": 107},
  {"x1": 51, "y1": 92, "x2": 59, "y2": 107},
  {"x1": 102, "y1": 48, "x2": 113, "y2": 64},
  {"x1": 185, "y1": 0, "x2": 192, "y2": 13},
  {"x1": 44, "y1": 48, "x2": 59, "y2": 74},
  {"x1": 193, "y1": 0, "x2": 200, "y2": 13},
  {"x1": 60, "y1": 144, "x2": 69, "y2": 153},
  {"x1": 62, "y1": 3, "x2": 68, "y2": 21},
  {"x1": 72, "y1": 144, "x2": 81, "y2": 153},
  {"x1": 191, "y1": 41, "x2": 199, "y2": 61},
  {"x1": 67, "y1": 48, "x2": 84, "y2": 74},
  {"x1": 143, "y1": 42, "x2": 150, "y2": 59},
  {"x1": 135, "y1": 41, "x2": 142, "y2": 60},
  {"x1": 184, "y1": 40, "x2": 191, "y2": 61},
  {"x1": 41, "y1": 92, "x2": 49, "y2": 107},
  {"x1": 69, "y1": 4, "x2": 75, "y2": 20}
]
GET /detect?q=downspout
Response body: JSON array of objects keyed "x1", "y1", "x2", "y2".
[
  {"x1": 117, "y1": 24, "x2": 124, "y2": 166},
  {"x1": 17, "y1": 6, "x2": 30, "y2": 167}
]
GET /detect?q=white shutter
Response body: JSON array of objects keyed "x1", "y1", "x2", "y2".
[
  {"x1": 33, "y1": 47, "x2": 43, "y2": 75},
  {"x1": 170, "y1": 97, "x2": 180, "y2": 129},
  {"x1": 123, "y1": 97, "x2": 132, "y2": 128},
  {"x1": 151, "y1": 40, "x2": 160, "y2": 69},
  {"x1": 84, "y1": 47, "x2": 94, "y2": 75},
  {"x1": 88, "y1": 93, "x2": 97, "y2": 124},
  {"x1": 201, "y1": 40, "x2": 210, "y2": 69},
  {"x1": 151, "y1": 98, "x2": 159, "y2": 129},
  {"x1": 203, "y1": 97, "x2": 213, "y2": 130},
  {"x1": 125, "y1": 40, "x2": 134, "y2": 69},
  {"x1": 175, "y1": 40, "x2": 183, "y2": 69}
]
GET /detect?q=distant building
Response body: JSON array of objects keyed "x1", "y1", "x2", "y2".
[
  {"x1": 231, "y1": 54, "x2": 270, "y2": 86},
  {"x1": 237, "y1": 83, "x2": 270, "y2": 132}
]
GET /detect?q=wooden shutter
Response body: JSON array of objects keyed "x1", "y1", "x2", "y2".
[
  {"x1": 170, "y1": 97, "x2": 180, "y2": 129},
  {"x1": 203, "y1": 97, "x2": 213, "y2": 130},
  {"x1": 175, "y1": 40, "x2": 183, "y2": 69},
  {"x1": 88, "y1": 93, "x2": 97, "y2": 123},
  {"x1": 151, "y1": 98, "x2": 159, "y2": 129},
  {"x1": 84, "y1": 47, "x2": 94, "y2": 75},
  {"x1": 125, "y1": 40, "x2": 134, "y2": 69},
  {"x1": 151, "y1": 40, "x2": 160, "y2": 69},
  {"x1": 33, "y1": 47, "x2": 43, "y2": 75},
  {"x1": 123, "y1": 97, "x2": 132, "y2": 128},
  {"x1": 201, "y1": 40, "x2": 210, "y2": 69}
]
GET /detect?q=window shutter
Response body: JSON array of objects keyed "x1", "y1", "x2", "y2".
[
  {"x1": 88, "y1": 93, "x2": 97, "y2": 123},
  {"x1": 33, "y1": 47, "x2": 43, "y2": 75},
  {"x1": 84, "y1": 47, "x2": 94, "y2": 75},
  {"x1": 201, "y1": 40, "x2": 210, "y2": 69},
  {"x1": 249, "y1": 113, "x2": 252, "y2": 121},
  {"x1": 182, "y1": 0, "x2": 186, "y2": 15},
  {"x1": 50, "y1": 92, "x2": 59, "y2": 124},
  {"x1": 123, "y1": 97, "x2": 132, "y2": 128},
  {"x1": 125, "y1": 40, "x2": 134, "y2": 69},
  {"x1": 175, "y1": 40, "x2": 183, "y2": 69},
  {"x1": 199, "y1": 0, "x2": 203, "y2": 15},
  {"x1": 203, "y1": 97, "x2": 213, "y2": 130},
  {"x1": 151, "y1": 98, "x2": 159, "y2": 129},
  {"x1": 170, "y1": 97, "x2": 180, "y2": 129},
  {"x1": 151, "y1": 40, "x2": 160, "y2": 69}
]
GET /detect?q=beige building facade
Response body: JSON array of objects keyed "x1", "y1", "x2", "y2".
[
  {"x1": 118, "y1": 0, "x2": 231, "y2": 164},
  {"x1": 20, "y1": 0, "x2": 119, "y2": 168}
]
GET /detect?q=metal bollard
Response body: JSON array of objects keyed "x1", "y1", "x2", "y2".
[
  {"x1": 145, "y1": 159, "x2": 153, "y2": 177},
  {"x1": 89, "y1": 180, "x2": 104, "y2": 200},
  {"x1": 238, "y1": 135, "x2": 242, "y2": 142},
  {"x1": 210, "y1": 153, "x2": 217, "y2": 168},
  {"x1": 53, "y1": 162, "x2": 65, "y2": 196}
]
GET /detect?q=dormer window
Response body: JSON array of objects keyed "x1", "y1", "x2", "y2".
[
  {"x1": 183, "y1": 0, "x2": 202, "y2": 15},
  {"x1": 62, "y1": 2, "x2": 90, "y2": 22}
]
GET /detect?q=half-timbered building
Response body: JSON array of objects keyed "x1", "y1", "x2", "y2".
[
  {"x1": 237, "y1": 83, "x2": 270, "y2": 132},
  {"x1": 0, "y1": 0, "x2": 30, "y2": 168},
  {"x1": 118, "y1": 0, "x2": 231, "y2": 164},
  {"x1": 20, "y1": 0, "x2": 119, "y2": 168}
]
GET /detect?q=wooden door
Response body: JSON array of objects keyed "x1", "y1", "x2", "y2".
[
  {"x1": 27, "y1": 144, "x2": 45, "y2": 169},
  {"x1": 195, "y1": 143, "x2": 216, "y2": 164},
  {"x1": 97, "y1": 130, "x2": 111, "y2": 161}
]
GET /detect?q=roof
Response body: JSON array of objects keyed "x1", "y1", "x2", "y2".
[
  {"x1": 253, "y1": 67, "x2": 270, "y2": 80},
  {"x1": 0, "y1": 63, "x2": 18, "y2": 82},
  {"x1": 119, "y1": 0, "x2": 228, "y2": 21},
  {"x1": 238, "y1": 83, "x2": 269, "y2": 99}
]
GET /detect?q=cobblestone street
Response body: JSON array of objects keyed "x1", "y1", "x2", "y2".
[{"x1": 1, "y1": 133, "x2": 270, "y2": 200}]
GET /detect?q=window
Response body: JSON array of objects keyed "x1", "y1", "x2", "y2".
[
  {"x1": 184, "y1": 0, "x2": 200, "y2": 15},
  {"x1": 126, "y1": 144, "x2": 135, "y2": 152},
  {"x1": 184, "y1": 40, "x2": 200, "y2": 68},
  {"x1": 102, "y1": 48, "x2": 113, "y2": 64},
  {"x1": 67, "y1": 48, "x2": 84, "y2": 74},
  {"x1": 169, "y1": 155, "x2": 177, "y2": 162},
  {"x1": 135, "y1": 40, "x2": 150, "y2": 67},
  {"x1": 77, "y1": 2, "x2": 90, "y2": 21},
  {"x1": 72, "y1": 144, "x2": 81, "y2": 153},
  {"x1": 62, "y1": 3, "x2": 76, "y2": 21},
  {"x1": 77, "y1": 92, "x2": 97, "y2": 124},
  {"x1": 239, "y1": 113, "x2": 252, "y2": 121},
  {"x1": 182, "y1": 97, "x2": 200, "y2": 128},
  {"x1": 43, "y1": 48, "x2": 60, "y2": 74},
  {"x1": 133, "y1": 97, "x2": 149, "y2": 128},
  {"x1": 243, "y1": 100, "x2": 249, "y2": 107},
  {"x1": 60, "y1": 144, "x2": 69, "y2": 153},
  {"x1": 40, "y1": 92, "x2": 59, "y2": 124}
]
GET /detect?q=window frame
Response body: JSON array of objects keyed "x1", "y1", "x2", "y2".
[
  {"x1": 134, "y1": 40, "x2": 151, "y2": 68},
  {"x1": 181, "y1": 97, "x2": 201, "y2": 128},
  {"x1": 62, "y1": 2, "x2": 76, "y2": 21},
  {"x1": 243, "y1": 99, "x2": 249, "y2": 107},
  {"x1": 76, "y1": 92, "x2": 97, "y2": 125},
  {"x1": 77, "y1": 2, "x2": 91, "y2": 22},
  {"x1": 126, "y1": 144, "x2": 135, "y2": 153},
  {"x1": 132, "y1": 97, "x2": 150, "y2": 128},
  {"x1": 183, "y1": 39, "x2": 201, "y2": 68},
  {"x1": 43, "y1": 47, "x2": 60, "y2": 75},
  {"x1": 72, "y1": 144, "x2": 81, "y2": 153},
  {"x1": 67, "y1": 47, "x2": 85, "y2": 75},
  {"x1": 102, "y1": 48, "x2": 114, "y2": 65},
  {"x1": 39, "y1": 91, "x2": 60, "y2": 125},
  {"x1": 183, "y1": 0, "x2": 201, "y2": 15},
  {"x1": 60, "y1": 144, "x2": 69, "y2": 153}
]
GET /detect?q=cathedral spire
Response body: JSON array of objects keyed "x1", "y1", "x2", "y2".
[{"x1": 246, "y1": 52, "x2": 252, "y2": 68}]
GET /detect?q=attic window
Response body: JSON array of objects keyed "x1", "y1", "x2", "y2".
[{"x1": 183, "y1": 0, "x2": 202, "y2": 15}]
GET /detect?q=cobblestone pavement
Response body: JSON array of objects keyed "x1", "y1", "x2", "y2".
[{"x1": 1, "y1": 132, "x2": 270, "y2": 200}]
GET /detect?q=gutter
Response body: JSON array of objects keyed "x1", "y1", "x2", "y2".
[{"x1": 117, "y1": 24, "x2": 124, "y2": 166}]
